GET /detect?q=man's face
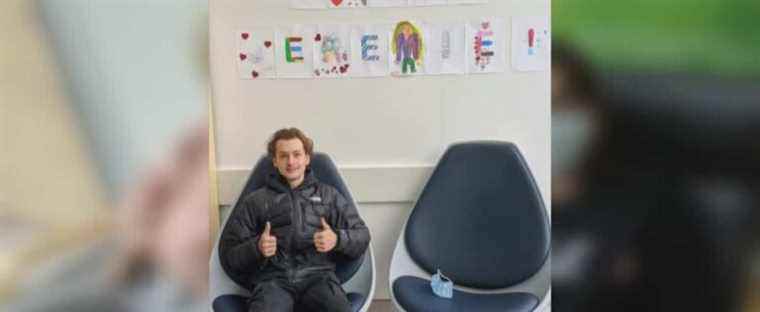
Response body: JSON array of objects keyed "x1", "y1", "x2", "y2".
[{"x1": 273, "y1": 138, "x2": 310, "y2": 187}]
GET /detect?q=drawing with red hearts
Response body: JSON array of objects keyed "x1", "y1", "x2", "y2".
[
  {"x1": 326, "y1": 0, "x2": 367, "y2": 8},
  {"x1": 313, "y1": 26, "x2": 351, "y2": 78},
  {"x1": 295, "y1": 0, "x2": 486, "y2": 9},
  {"x1": 237, "y1": 30, "x2": 275, "y2": 79}
]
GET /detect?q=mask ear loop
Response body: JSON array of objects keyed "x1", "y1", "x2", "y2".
[{"x1": 437, "y1": 269, "x2": 451, "y2": 283}]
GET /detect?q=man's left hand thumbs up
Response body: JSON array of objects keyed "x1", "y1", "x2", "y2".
[{"x1": 314, "y1": 217, "x2": 337, "y2": 253}]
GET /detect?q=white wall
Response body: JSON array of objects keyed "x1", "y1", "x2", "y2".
[{"x1": 211, "y1": 0, "x2": 549, "y2": 300}]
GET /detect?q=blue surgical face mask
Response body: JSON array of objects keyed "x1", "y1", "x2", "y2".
[
  {"x1": 430, "y1": 269, "x2": 453, "y2": 299},
  {"x1": 552, "y1": 110, "x2": 595, "y2": 177}
]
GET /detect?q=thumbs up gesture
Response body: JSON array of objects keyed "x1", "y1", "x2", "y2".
[
  {"x1": 258, "y1": 222, "x2": 277, "y2": 257},
  {"x1": 314, "y1": 217, "x2": 337, "y2": 253}
]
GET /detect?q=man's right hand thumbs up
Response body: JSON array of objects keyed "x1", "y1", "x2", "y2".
[{"x1": 258, "y1": 222, "x2": 277, "y2": 257}]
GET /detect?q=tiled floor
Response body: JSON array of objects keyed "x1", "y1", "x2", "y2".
[{"x1": 368, "y1": 299, "x2": 393, "y2": 312}]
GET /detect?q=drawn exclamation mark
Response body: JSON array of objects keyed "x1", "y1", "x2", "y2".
[{"x1": 528, "y1": 28, "x2": 535, "y2": 55}]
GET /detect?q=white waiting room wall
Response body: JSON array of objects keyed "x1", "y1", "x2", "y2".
[{"x1": 210, "y1": 0, "x2": 550, "y2": 300}]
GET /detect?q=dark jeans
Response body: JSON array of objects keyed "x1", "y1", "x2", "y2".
[{"x1": 247, "y1": 273, "x2": 351, "y2": 312}]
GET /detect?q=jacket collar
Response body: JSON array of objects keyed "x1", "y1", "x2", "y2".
[{"x1": 266, "y1": 167, "x2": 317, "y2": 193}]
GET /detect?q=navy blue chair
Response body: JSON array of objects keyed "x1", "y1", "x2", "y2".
[
  {"x1": 210, "y1": 153, "x2": 376, "y2": 312},
  {"x1": 389, "y1": 141, "x2": 551, "y2": 312}
]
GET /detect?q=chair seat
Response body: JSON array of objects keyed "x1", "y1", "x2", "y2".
[
  {"x1": 392, "y1": 276, "x2": 539, "y2": 312},
  {"x1": 347, "y1": 292, "x2": 365, "y2": 312},
  {"x1": 212, "y1": 293, "x2": 365, "y2": 312},
  {"x1": 212, "y1": 295, "x2": 247, "y2": 312}
]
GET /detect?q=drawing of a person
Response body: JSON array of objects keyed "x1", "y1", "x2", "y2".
[{"x1": 393, "y1": 21, "x2": 423, "y2": 74}]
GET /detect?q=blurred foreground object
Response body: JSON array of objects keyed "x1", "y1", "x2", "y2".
[
  {"x1": 1, "y1": 0, "x2": 211, "y2": 310},
  {"x1": 552, "y1": 1, "x2": 760, "y2": 310},
  {"x1": 6, "y1": 123, "x2": 209, "y2": 312},
  {"x1": 551, "y1": 39, "x2": 760, "y2": 312},
  {"x1": 0, "y1": 0, "x2": 112, "y2": 300}
]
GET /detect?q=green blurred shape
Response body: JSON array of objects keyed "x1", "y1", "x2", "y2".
[{"x1": 553, "y1": 0, "x2": 760, "y2": 76}]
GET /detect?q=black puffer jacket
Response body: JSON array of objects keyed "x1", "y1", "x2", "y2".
[{"x1": 219, "y1": 170, "x2": 370, "y2": 289}]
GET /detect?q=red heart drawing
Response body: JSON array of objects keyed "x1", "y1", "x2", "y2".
[
  {"x1": 239, "y1": 53, "x2": 247, "y2": 61},
  {"x1": 252, "y1": 70, "x2": 259, "y2": 78},
  {"x1": 315, "y1": 34, "x2": 322, "y2": 42},
  {"x1": 264, "y1": 41, "x2": 272, "y2": 48},
  {"x1": 339, "y1": 66, "x2": 347, "y2": 74},
  {"x1": 331, "y1": 0, "x2": 343, "y2": 6},
  {"x1": 241, "y1": 33, "x2": 249, "y2": 40}
]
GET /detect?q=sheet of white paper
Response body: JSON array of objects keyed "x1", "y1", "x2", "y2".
[
  {"x1": 425, "y1": 23, "x2": 466, "y2": 75},
  {"x1": 389, "y1": 20, "x2": 427, "y2": 76},
  {"x1": 449, "y1": 0, "x2": 488, "y2": 4},
  {"x1": 293, "y1": 0, "x2": 487, "y2": 8},
  {"x1": 291, "y1": 0, "x2": 326, "y2": 9},
  {"x1": 349, "y1": 23, "x2": 391, "y2": 77},
  {"x1": 467, "y1": 18, "x2": 506, "y2": 74},
  {"x1": 327, "y1": 0, "x2": 368, "y2": 8},
  {"x1": 367, "y1": 0, "x2": 409, "y2": 8},
  {"x1": 236, "y1": 29, "x2": 276, "y2": 79},
  {"x1": 275, "y1": 25, "x2": 316, "y2": 79},
  {"x1": 511, "y1": 16, "x2": 550, "y2": 72},
  {"x1": 425, "y1": 0, "x2": 448, "y2": 5},
  {"x1": 313, "y1": 24, "x2": 352, "y2": 78}
]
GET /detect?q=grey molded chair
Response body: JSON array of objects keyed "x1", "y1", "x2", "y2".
[
  {"x1": 389, "y1": 141, "x2": 551, "y2": 312},
  {"x1": 210, "y1": 153, "x2": 376, "y2": 312}
]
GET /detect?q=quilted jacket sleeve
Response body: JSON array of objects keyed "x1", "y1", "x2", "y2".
[
  {"x1": 218, "y1": 195, "x2": 267, "y2": 286},
  {"x1": 332, "y1": 190, "x2": 371, "y2": 260}
]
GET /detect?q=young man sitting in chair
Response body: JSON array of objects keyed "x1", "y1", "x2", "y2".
[{"x1": 219, "y1": 128, "x2": 371, "y2": 312}]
